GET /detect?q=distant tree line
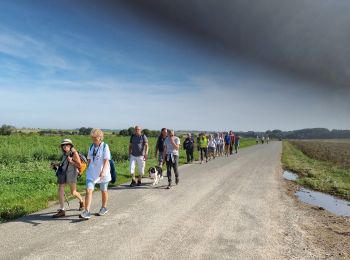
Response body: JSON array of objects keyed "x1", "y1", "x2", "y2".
[
  {"x1": 236, "y1": 128, "x2": 350, "y2": 139},
  {"x1": 118, "y1": 127, "x2": 160, "y2": 137}
]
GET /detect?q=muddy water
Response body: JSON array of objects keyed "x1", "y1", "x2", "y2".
[
  {"x1": 296, "y1": 188, "x2": 350, "y2": 217},
  {"x1": 283, "y1": 170, "x2": 350, "y2": 217}
]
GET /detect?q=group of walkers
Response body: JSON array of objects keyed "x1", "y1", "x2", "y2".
[
  {"x1": 256, "y1": 135, "x2": 270, "y2": 144},
  {"x1": 53, "y1": 127, "x2": 239, "y2": 220},
  {"x1": 183, "y1": 131, "x2": 240, "y2": 164}
]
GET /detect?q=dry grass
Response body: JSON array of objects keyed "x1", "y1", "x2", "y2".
[{"x1": 289, "y1": 140, "x2": 350, "y2": 169}]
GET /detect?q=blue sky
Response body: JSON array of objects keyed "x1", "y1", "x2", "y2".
[{"x1": 0, "y1": 1, "x2": 349, "y2": 131}]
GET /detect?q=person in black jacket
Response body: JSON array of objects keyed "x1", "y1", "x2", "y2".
[
  {"x1": 155, "y1": 128, "x2": 168, "y2": 167},
  {"x1": 183, "y1": 133, "x2": 195, "y2": 163}
]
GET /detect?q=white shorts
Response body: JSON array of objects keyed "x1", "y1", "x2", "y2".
[{"x1": 129, "y1": 155, "x2": 145, "y2": 175}]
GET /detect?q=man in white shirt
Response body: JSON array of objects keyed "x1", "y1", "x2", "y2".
[{"x1": 163, "y1": 130, "x2": 180, "y2": 189}]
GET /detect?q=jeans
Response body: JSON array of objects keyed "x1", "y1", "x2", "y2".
[
  {"x1": 200, "y1": 148, "x2": 208, "y2": 161},
  {"x1": 186, "y1": 149, "x2": 194, "y2": 163},
  {"x1": 166, "y1": 154, "x2": 179, "y2": 184}
]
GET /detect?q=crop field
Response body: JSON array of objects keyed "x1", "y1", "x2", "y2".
[
  {"x1": 0, "y1": 135, "x2": 254, "y2": 222},
  {"x1": 289, "y1": 140, "x2": 350, "y2": 169},
  {"x1": 282, "y1": 140, "x2": 350, "y2": 200}
]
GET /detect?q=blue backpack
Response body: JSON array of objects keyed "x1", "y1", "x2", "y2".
[{"x1": 89, "y1": 143, "x2": 117, "y2": 184}]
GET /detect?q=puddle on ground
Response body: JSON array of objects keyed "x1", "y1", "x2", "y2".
[
  {"x1": 283, "y1": 170, "x2": 299, "y2": 181},
  {"x1": 296, "y1": 188, "x2": 350, "y2": 217},
  {"x1": 283, "y1": 170, "x2": 350, "y2": 217}
]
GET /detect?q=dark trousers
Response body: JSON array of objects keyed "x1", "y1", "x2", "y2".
[
  {"x1": 200, "y1": 148, "x2": 208, "y2": 161},
  {"x1": 229, "y1": 144, "x2": 233, "y2": 155},
  {"x1": 166, "y1": 155, "x2": 179, "y2": 184},
  {"x1": 186, "y1": 149, "x2": 194, "y2": 163}
]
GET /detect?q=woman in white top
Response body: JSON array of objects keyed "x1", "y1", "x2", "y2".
[
  {"x1": 208, "y1": 134, "x2": 217, "y2": 160},
  {"x1": 80, "y1": 128, "x2": 111, "y2": 220}
]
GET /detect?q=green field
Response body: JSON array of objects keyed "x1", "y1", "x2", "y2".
[
  {"x1": 0, "y1": 135, "x2": 254, "y2": 222},
  {"x1": 282, "y1": 140, "x2": 350, "y2": 200}
]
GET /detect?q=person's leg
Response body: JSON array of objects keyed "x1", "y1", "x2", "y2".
[
  {"x1": 58, "y1": 184, "x2": 65, "y2": 209},
  {"x1": 200, "y1": 148, "x2": 204, "y2": 162},
  {"x1": 129, "y1": 155, "x2": 137, "y2": 184},
  {"x1": 85, "y1": 189, "x2": 94, "y2": 212},
  {"x1": 137, "y1": 156, "x2": 145, "y2": 182},
  {"x1": 186, "y1": 150, "x2": 190, "y2": 163},
  {"x1": 166, "y1": 157, "x2": 172, "y2": 185},
  {"x1": 174, "y1": 155, "x2": 179, "y2": 184},
  {"x1": 190, "y1": 149, "x2": 194, "y2": 162},
  {"x1": 69, "y1": 183, "x2": 83, "y2": 202},
  {"x1": 100, "y1": 183, "x2": 108, "y2": 208}
]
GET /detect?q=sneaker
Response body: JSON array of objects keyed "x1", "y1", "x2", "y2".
[
  {"x1": 80, "y1": 210, "x2": 91, "y2": 219},
  {"x1": 52, "y1": 209, "x2": 65, "y2": 218},
  {"x1": 166, "y1": 185, "x2": 171, "y2": 189},
  {"x1": 130, "y1": 180, "x2": 136, "y2": 187},
  {"x1": 175, "y1": 178, "x2": 179, "y2": 185},
  {"x1": 97, "y1": 207, "x2": 108, "y2": 216},
  {"x1": 79, "y1": 201, "x2": 85, "y2": 211},
  {"x1": 137, "y1": 179, "x2": 142, "y2": 186}
]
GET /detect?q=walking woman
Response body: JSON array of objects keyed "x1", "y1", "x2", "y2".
[
  {"x1": 199, "y1": 133, "x2": 208, "y2": 164},
  {"x1": 208, "y1": 134, "x2": 216, "y2": 160},
  {"x1": 164, "y1": 130, "x2": 181, "y2": 189},
  {"x1": 53, "y1": 139, "x2": 84, "y2": 218},
  {"x1": 80, "y1": 129, "x2": 111, "y2": 219}
]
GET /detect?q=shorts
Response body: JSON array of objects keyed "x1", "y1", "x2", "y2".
[
  {"x1": 86, "y1": 179, "x2": 109, "y2": 192},
  {"x1": 208, "y1": 147, "x2": 215, "y2": 153}
]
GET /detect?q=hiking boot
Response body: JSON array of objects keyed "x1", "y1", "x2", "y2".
[
  {"x1": 137, "y1": 179, "x2": 142, "y2": 186},
  {"x1": 79, "y1": 201, "x2": 85, "y2": 211},
  {"x1": 175, "y1": 178, "x2": 179, "y2": 185},
  {"x1": 79, "y1": 210, "x2": 91, "y2": 220},
  {"x1": 97, "y1": 207, "x2": 108, "y2": 216},
  {"x1": 52, "y1": 209, "x2": 65, "y2": 218},
  {"x1": 130, "y1": 179, "x2": 136, "y2": 187}
]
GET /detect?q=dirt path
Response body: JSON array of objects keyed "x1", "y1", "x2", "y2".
[{"x1": 0, "y1": 142, "x2": 347, "y2": 259}]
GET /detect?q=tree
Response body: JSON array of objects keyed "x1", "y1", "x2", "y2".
[
  {"x1": 142, "y1": 128, "x2": 151, "y2": 136},
  {"x1": 78, "y1": 127, "x2": 93, "y2": 135},
  {"x1": 119, "y1": 129, "x2": 129, "y2": 136},
  {"x1": 127, "y1": 127, "x2": 134, "y2": 136},
  {"x1": 0, "y1": 125, "x2": 16, "y2": 135}
]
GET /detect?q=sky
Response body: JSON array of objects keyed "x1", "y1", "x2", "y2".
[{"x1": 0, "y1": 0, "x2": 349, "y2": 132}]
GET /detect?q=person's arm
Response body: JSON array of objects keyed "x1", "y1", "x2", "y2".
[
  {"x1": 129, "y1": 136, "x2": 132, "y2": 157},
  {"x1": 163, "y1": 142, "x2": 167, "y2": 160},
  {"x1": 100, "y1": 145, "x2": 111, "y2": 178},
  {"x1": 171, "y1": 137, "x2": 180, "y2": 150},
  {"x1": 155, "y1": 138, "x2": 159, "y2": 157},
  {"x1": 70, "y1": 151, "x2": 82, "y2": 169},
  {"x1": 144, "y1": 142, "x2": 149, "y2": 160}
]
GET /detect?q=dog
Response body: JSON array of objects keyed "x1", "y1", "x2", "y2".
[{"x1": 148, "y1": 166, "x2": 163, "y2": 186}]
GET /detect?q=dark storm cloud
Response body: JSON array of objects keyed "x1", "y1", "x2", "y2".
[{"x1": 122, "y1": 0, "x2": 350, "y2": 90}]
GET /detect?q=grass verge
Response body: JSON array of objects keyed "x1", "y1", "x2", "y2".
[{"x1": 282, "y1": 141, "x2": 350, "y2": 200}]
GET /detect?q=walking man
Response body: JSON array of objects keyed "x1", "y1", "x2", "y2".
[
  {"x1": 163, "y1": 130, "x2": 180, "y2": 189},
  {"x1": 155, "y1": 128, "x2": 167, "y2": 167},
  {"x1": 183, "y1": 133, "x2": 194, "y2": 163},
  {"x1": 129, "y1": 126, "x2": 149, "y2": 187},
  {"x1": 234, "y1": 135, "x2": 240, "y2": 153},
  {"x1": 224, "y1": 132, "x2": 231, "y2": 156},
  {"x1": 229, "y1": 131, "x2": 235, "y2": 155}
]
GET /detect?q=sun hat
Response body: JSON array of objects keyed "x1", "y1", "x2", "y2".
[{"x1": 60, "y1": 139, "x2": 73, "y2": 146}]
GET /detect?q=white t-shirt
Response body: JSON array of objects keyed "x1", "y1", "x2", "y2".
[
  {"x1": 87, "y1": 142, "x2": 111, "y2": 183},
  {"x1": 208, "y1": 139, "x2": 216, "y2": 148},
  {"x1": 164, "y1": 136, "x2": 180, "y2": 156}
]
